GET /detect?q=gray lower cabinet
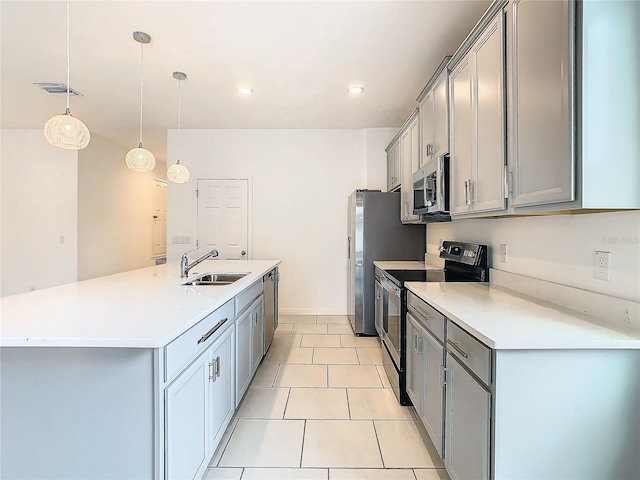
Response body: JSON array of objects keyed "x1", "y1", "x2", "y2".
[
  {"x1": 251, "y1": 297, "x2": 264, "y2": 373},
  {"x1": 423, "y1": 331, "x2": 445, "y2": 457},
  {"x1": 236, "y1": 293, "x2": 264, "y2": 405},
  {"x1": 445, "y1": 351, "x2": 492, "y2": 480},
  {"x1": 406, "y1": 292, "x2": 446, "y2": 457},
  {"x1": 165, "y1": 323, "x2": 235, "y2": 480},
  {"x1": 405, "y1": 312, "x2": 425, "y2": 412}
]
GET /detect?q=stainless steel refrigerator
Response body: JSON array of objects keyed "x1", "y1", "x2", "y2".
[{"x1": 347, "y1": 190, "x2": 425, "y2": 335}]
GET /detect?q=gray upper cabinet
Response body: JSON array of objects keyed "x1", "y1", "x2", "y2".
[
  {"x1": 387, "y1": 109, "x2": 422, "y2": 223},
  {"x1": 509, "y1": 0, "x2": 575, "y2": 207},
  {"x1": 449, "y1": 6, "x2": 507, "y2": 218},
  {"x1": 450, "y1": 57, "x2": 474, "y2": 216},
  {"x1": 420, "y1": 89, "x2": 435, "y2": 168},
  {"x1": 400, "y1": 110, "x2": 421, "y2": 223},
  {"x1": 386, "y1": 140, "x2": 401, "y2": 192},
  {"x1": 507, "y1": 0, "x2": 640, "y2": 212},
  {"x1": 418, "y1": 57, "x2": 451, "y2": 167}
]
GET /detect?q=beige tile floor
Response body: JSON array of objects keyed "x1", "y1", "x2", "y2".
[{"x1": 204, "y1": 315, "x2": 449, "y2": 480}]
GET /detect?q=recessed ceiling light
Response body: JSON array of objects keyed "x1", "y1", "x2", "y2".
[
  {"x1": 238, "y1": 87, "x2": 254, "y2": 96},
  {"x1": 348, "y1": 86, "x2": 364, "y2": 95}
]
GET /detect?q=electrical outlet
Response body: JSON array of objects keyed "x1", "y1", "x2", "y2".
[
  {"x1": 593, "y1": 251, "x2": 611, "y2": 281},
  {"x1": 499, "y1": 244, "x2": 508, "y2": 263}
]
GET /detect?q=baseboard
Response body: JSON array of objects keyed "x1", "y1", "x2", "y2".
[{"x1": 278, "y1": 309, "x2": 347, "y2": 316}]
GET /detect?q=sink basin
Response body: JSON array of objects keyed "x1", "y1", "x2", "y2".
[{"x1": 182, "y1": 272, "x2": 250, "y2": 286}]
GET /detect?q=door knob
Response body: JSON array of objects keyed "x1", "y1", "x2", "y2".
[{"x1": 241, "y1": 251, "x2": 246, "y2": 256}]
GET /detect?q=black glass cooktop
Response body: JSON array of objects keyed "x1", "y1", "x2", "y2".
[{"x1": 384, "y1": 269, "x2": 445, "y2": 286}]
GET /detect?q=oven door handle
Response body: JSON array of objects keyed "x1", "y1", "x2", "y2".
[{"x1": 380, "y1": 277, "x2": 399, "y2": 296}]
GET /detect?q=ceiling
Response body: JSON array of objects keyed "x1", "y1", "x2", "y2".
[{"x1": 1, "y1": 1, "x2": 490, "y2": 163}]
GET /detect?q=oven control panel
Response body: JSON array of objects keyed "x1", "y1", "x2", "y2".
[{"x1": 439, "y1": 241, "x2": 486, "y2": 267}]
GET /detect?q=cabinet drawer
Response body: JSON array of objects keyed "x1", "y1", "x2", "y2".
[
  {"x1": 165, "y1": 300, "x2": 235, "y2": 382},
  {"x1": 407, "y1": 292, "x2": 445, "y2": 342},
  {"x1": 235, "y1": 279, "x2": 263, "y2": 316},
  {"x1": 446, "y1": 320, "x2": 492, "y2": 386}
]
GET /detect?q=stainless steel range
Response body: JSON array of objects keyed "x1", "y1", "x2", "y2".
[{"x1": 377, "y1": 241, "x2": 489, "y2": 405}]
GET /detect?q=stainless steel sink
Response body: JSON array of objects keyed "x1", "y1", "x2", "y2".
[{"x1": 182, "y1": 272, "x2": 249, "y2": 286}]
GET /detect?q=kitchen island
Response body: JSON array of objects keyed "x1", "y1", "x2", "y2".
[{"x1": 0, "y1": 259, "x2": 280, "y2": 480}]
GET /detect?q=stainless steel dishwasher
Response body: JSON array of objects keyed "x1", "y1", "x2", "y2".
[{"x1": 263, "y1": 268, "x2": 278, "y2": 352}]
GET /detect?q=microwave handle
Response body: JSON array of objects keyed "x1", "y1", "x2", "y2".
[{"x1": 437, "y1": 156, "x2": 444, "y2": 209}]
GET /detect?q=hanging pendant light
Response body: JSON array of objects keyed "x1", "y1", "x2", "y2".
[
  {"x1": 167, "y1": 72, "x2": 190, "y2": 184},
  {"x1": 125, "y1": 31, "x2": 155, "y2": 172},
  {"x1": 43, "y1": 0, "x2": 90, "y2": 149}
]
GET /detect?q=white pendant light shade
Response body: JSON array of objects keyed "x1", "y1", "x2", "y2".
[
  {"x1": 127, "y1": 31, "x2": 155, "y2": 172},
  {"x1": 44, "y1": 109, "x2": 90, "y2": 149},
  {"x1": 168, "y1": 71, "x2": 190, "y2": 184},
  {"x1": 125, "y1": 144, "x2": 156, "y2": 171},
  {"x1": 44, "y1": 0, "x2": 90, "y2": 150},
  {"x1": 167, "y1": 160, "x2": 190, "y2": 183}
]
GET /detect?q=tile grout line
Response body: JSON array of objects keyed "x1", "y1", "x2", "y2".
[
  {"x1": 371, "y1": 419, "x2": 386, "y2": 469},
  {"x1": 299, "y1": 419, "x2": 307, "y2": 468},
  {"x1": 345, "y1": 387, "x2": 352, "y2": 420},
  {"x1": 214, "y1": 417, "x2": 240, "y2": 467},
  {"x1": 282, "y1": 387, "x2": 292, "y2": 420}
]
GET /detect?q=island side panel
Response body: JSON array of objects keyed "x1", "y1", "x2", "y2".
[
  {"x1": 493, "y1": 349, "x2": 640, "y2": 480},
  {"x1": 1, "y1": 347, "x2": 156, "y2": 479}
]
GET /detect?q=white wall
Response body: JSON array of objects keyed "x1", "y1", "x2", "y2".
[
  {"x1": 365, "y1": 128, "x2": 396, "y2": 191},
  {"x1": 427, "y1": 210, "x2": 640, "y2": 302},
  {"x1": 167, "y1": 129, "x2": 381, "y2": 315},
  {"x1": 77, "y1": 134, "x2": 167, "y2": 281},
  {"x1": 0, "y1": 130, "x2": 78, "y2": 296}
]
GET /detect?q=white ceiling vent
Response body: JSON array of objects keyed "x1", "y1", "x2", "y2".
[{"x1": 34, "y1": 83, "x2": 82, "y2": 97}]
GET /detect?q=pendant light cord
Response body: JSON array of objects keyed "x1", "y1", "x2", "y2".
[
  {"x1": 177, "y1": 78, "x2": 182, "y2": 163},
  {"x1": 139, "y1": 40, "x2": 144, "y2": 146},
  {"x1": 65, "y1": 0, "x2": 70, "y2": 112}
]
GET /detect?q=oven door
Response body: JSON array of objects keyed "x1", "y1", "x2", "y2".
[{"x1": 381, "y1": 277, "x2": 401, "y2": 367}]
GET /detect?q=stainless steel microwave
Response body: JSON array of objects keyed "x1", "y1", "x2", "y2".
[{"x1": 412, "y1": 155, "x2": 450, "y2": 220}]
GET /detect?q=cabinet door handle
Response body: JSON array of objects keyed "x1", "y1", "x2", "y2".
[
  {"x1": 418, "y1": 336, "x2": 423, "y2": 353},
  {"x1": 464, "y1": 180, "x2": 470, "y2": 206},
  {"x1": 209, "y1": 361, "x2": 216, "y2": 382},
  {"x1": 215, "y1": 356, "x2": 221, "y2": 378},
  {"x1": 447, "y1": 340, "x2": 469, "y2": 359},
  {"x1": 198, "y1": 317, "x2": 229, "y2": 344},
  {"x1": 469, "y1": 180, "x2": 475, "y2": 204}
]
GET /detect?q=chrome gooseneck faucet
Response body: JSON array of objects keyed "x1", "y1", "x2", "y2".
[{"x1": 180, "y1": 249, "x2": 219, "y2": 278}]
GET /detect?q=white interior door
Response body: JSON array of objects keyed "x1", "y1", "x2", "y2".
[
  {"x1": 152, "y1": 180, "x2": 167, "y2": 258},
  {"x1": 197, "y1": 179, "x2": 249, "y2": 259}
]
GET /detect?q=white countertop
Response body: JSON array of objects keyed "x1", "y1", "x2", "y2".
[
  {"x1": 374, "y1": 260, "x2": 443, "y2": 271},
  {"x1": 0, "y1": 259, "x2": 280, "y2": 348},
  {"x1": 405, "y1": 282, "x2": 640, "y2": 350}
]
